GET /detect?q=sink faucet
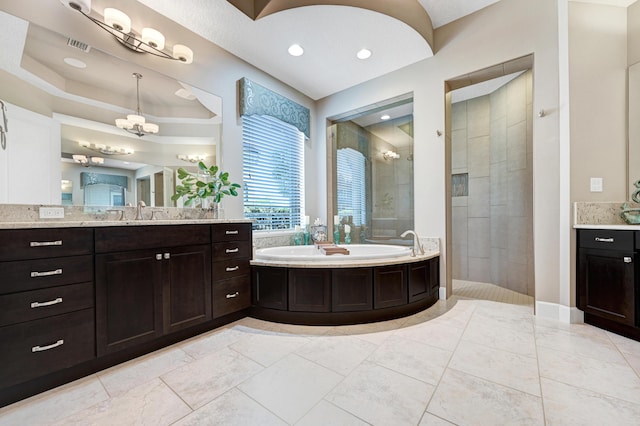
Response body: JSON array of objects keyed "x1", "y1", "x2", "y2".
[
  {"x1": 135, "y1": 201, "x2": 146, "y2": 220},
  {"x1": 401, "y1": 230, "x2": 424, "y2": 256}
]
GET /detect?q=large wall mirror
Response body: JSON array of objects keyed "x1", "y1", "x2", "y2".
[{"x1": 0, "y1": 11, "x2": 221, "y2": 208}]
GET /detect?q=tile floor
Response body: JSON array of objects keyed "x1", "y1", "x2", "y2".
[{"x1": 1, "y1": 281, "x2": 640, "y2": 425}]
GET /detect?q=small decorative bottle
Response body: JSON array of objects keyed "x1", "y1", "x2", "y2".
[
  {"x1": 344, "y1": 224, "x2": 351, "y2": 244},
  {"x1": 333, "y1": 215, "x2": 340, "y2": 244},
  {"x1": 303, "y1": 225, "x2": 311, "y2": 245},
  {"x1": 294, "y1": 225, "x2": 302, "y2": 245}
]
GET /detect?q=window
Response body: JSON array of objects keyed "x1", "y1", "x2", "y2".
[
  {"x1": 242, "y1": 114, "x2": 305, "y2": 230},
  {"x1": 337, "y1": 147, "x2": 366, "y2": 226}
]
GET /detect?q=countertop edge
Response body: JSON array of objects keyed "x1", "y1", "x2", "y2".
[
  {"x1": 250, "y1": 250, "x2": 440, "y2": 268},
  {"x1": 0, "y1": 219, "x2": 253, "y2": 229},
  {"x1": 574, "y1": 224, "x2": 640, "y2": 230}
]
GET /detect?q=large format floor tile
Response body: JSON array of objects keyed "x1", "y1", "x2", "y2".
[
  {"x1": 237, "y1": 353, "x2": 343, "y2": 424},
  {"x1": 3, "y1": 281, "x2": 640, "y2": 426}
]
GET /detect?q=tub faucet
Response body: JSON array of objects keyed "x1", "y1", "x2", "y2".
[
  {"x1": 401, "y1": 230, "x2": 424, "y2": 256},
  {"x1": 135, "y1": 201, "x2": 146, "y2": 220}
]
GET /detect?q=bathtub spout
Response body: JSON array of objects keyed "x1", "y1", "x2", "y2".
[{"x1": 400, "y1": 230, "x2": 424, "y2": 256}]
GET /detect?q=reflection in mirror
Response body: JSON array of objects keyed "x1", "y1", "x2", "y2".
[
  {"x1": 0, "y1": 12, "x2": 222, "y2": 207},
  {"x1": 330, "y1": 95, "x2": 414, "y2": 245}
]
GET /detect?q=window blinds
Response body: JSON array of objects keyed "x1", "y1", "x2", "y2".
[{"x1": 242, "y1": 114, "x2": 305, "y2": 230}]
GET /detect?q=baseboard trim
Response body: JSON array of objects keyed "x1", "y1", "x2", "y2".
[
  {"x1": 439, "y1": 287, "x2": 447, "y2": 300},
  {"x1": 535, "y1": 301, "x2": 584, "y2": 324}
]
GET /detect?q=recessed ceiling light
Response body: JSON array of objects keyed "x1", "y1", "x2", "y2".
[
  {"x1": 357, "y1": 49, "x2": 372, "y2": 60},
  {"x1": 288, "y1": 44, "x2": 304, "y2": 57},
  {"x1": 64, "y1": 57, "x2": 87, "y2": 68},
  {"x1": 381, "y1": 114, "x2": 391, "y2": 120}
]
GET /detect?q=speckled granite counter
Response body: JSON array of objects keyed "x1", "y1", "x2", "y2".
[
  {"x1": 574, "y1": 201, "x2": 640, "y2": 229},
  {"x1": 0, "y1": 204, "x2": 250, "y2": 229}
]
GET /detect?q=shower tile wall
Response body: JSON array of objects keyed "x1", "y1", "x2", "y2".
[{"x1": 451, "y1": 71, "x2": 534, "y2": 296}]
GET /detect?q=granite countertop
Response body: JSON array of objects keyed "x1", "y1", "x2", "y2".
[
  {"x1": 0, "y1": 219, "x2": 251, "y2": 229},
  {"x1": 573, "y1": 224, "x2": 640, "y2": 230},
  {"x1": 250, "y1": 250, "x2": 440, "y2": 268}
]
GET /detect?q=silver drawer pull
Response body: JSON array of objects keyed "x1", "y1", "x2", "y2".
[
  {"x1": 31, "y1": 297, "x2": 63, "y2": 308},
  {"x1": 30, "y1": 240, "x2": 63, "y2": 247},
  {"x1": 225, "y1": 230, "x2": 239, "y2": 235},
  {"x1": 595, "y1": 237, "x2": 614, "y2": 243},
  {"x1": 31, "y1": 268, "x2": 63, "y2": 278},
  {"x1": 624, "y1": 257, "x2": 633, "y2": 263},
  {"x1": 32, "y1": 339, "x2": 64, "y2": 352},
  {"x1": 226, "y1": 266, "x2": 240, "y2": 272},
  {"x1": 156, "y1": 253, "x2": 163, "y2": 260},
  {"x1": 225, "y1": 248, "x2": 239, "y2": 254},
  {"x1": 226, "y1": 292, "x2": 240, "y2": 299}
]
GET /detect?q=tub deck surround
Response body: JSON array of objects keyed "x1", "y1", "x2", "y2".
[
  {"x1": 251, "y1": 243, "x2": 441, "y2": 326},
  {"x1": 251, "y1": 247, "x2": 439, "y2": 268}
]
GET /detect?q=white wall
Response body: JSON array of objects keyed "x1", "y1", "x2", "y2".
[
  {"x1": 0, "y1": 103, "x2": 60, "y2": 204},
  {"x1": 316, "y1": 0, "x2": 565, "y2": 308}
]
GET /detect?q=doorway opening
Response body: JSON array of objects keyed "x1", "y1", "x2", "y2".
[{"x1": 446, "y1": 56, "x2": 534, "y2": 305}]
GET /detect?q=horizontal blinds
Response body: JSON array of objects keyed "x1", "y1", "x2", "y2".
[
  {"x1": 243, "y1": 114, "x2": 305, "y2": 230},
  {"x1": 337, "y1": 147, "x2": 366, "y2": 226}
]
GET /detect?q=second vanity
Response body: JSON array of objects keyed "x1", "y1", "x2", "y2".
[{"x1": 0, "y1": 219, "x2": 252, "y2": 407}]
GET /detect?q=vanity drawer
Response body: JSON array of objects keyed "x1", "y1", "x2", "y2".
[
  {"x1": 0, "y1": 255, "x2": 94, "y2": 294},
  {"x1": 578, "y1": 229, "x2": 635, "y2": 251},
  {"x1": 212, "y1": 223, "x2": 252, "y2": 242},
  {"x1": 0, "y1": 228, "x2": 93, "y2": 261},
  {"x1": 212, "y1": 241, "x2": 251, "y2": 261},
  {"x1": 213, "y1": 259, "x2": 251, "y2": 280},
  {"x1": 213, "y1": 276, "x2": 251, "y2": 318},
  {"x1": 0, "y1": 282, "x2": 94, "y2": 327},
  {"x1": 95, "y1": 225, "x2": 210, "y2": 253},
  {"x1": 0, "y1": 308, "x2": 95, "y2": 388}
]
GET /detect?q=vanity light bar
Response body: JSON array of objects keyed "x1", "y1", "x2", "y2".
[
  {"x1": 78, "y1": 141, "x2": 134, "y2": 155},
  {"x1": 64, "y1": 0, "x2": 194, "y2": 64}
]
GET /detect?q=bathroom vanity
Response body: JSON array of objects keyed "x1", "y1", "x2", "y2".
[
  {"x1": 0, "y1": 220, "x2": 252, "y2": 407},
  {"x1": 576, "y1": 226, "x2": 640, "y2": 341}
]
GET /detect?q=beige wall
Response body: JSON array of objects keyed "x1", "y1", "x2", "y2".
[
  {"x1": 569, "y1": 2, "x2": 627, "y2": 203},
  {"x1": 568, "y1": 2, "x2": 628, "y2": 307},
  {"x1": 317, "y1": 0, "x2": 564, "y2": 307},
  {"x1": 628, "y1": 1, "x2": 640, "y2": 64}
]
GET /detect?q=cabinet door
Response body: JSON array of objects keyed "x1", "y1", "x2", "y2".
[
  {"x1": 96, "y1": 249, "x2": 163, "y2": 356},
  {"x1": 289, "y1": 269, "x2": 331, "y2": 312},
  {"x1": 164, "y1": 244, "x2": 212, "y2": 334},
  {"x1": 332, "y1": 268, "x2": 372, "y2": 312},
  {"x1": 253, "y1": 267, "x2": 288, "y2": 310},
  {"x1": 408, "y1": 261, "x2": 429, "y2": 303},
  {"x1": 374, "y1": 265, "x2": 407, "y2": 309},
  {"x1": 578, "y1": 249, "x2": 635, "y2": 326}
]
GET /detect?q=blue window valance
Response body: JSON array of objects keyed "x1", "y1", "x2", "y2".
[
  {"x1": 81, "y1": 172, "x2": 128, "y2": 189},
  {"x1": 238, "y1": 77, "x2": 310, "y2": 139}
]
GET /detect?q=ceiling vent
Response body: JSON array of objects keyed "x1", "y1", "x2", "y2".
[{"x1": 67, "y1": 37, "x2": 91, "y2": 53}]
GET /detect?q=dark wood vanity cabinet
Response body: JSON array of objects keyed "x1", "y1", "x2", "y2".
[
  {"x1": 95, "y1": 226, "x2": 212, "y2": 356},
  {"x1": 211, "y1": 223, "x2": 252, "y2": 318},
  {"x1": 577, "y1": 229, "x2": 637, "y2": 328},
  {"x1": 0, "y1": 228, "x2": 95, "y2": 389}
]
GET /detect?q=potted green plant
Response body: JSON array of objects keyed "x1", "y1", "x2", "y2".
[{"x1": 171, "y1": 162, "x2": 241, "y2": 217}]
